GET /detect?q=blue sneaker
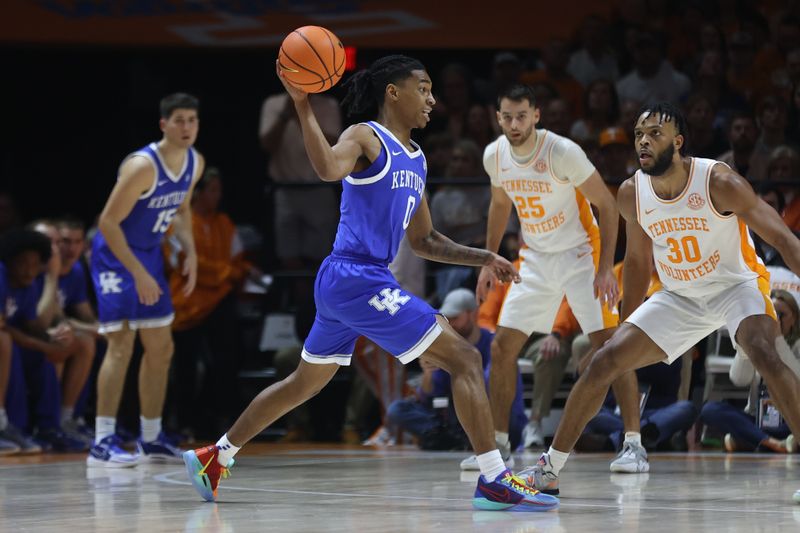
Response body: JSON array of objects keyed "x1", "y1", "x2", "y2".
[
  {"x1": 87, "y1": 435, "x2": 139, "y2": 468},
  {"x1": 473, "y1": 469, "x2": 559, "y2": 512},
  {"x1": 138, "y1": 431, "x2": 184, "y2": 463},
  {"x1": 35, "y1": 427, "x2": 89, "y2": 453}
]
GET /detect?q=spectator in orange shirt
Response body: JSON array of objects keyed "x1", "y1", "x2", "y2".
[{"x1": 165, "y1": 167, "x2": 261, "y2": 437}]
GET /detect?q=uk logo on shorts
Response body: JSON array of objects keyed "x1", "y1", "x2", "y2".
[
  {"x1": 99, "y1": 272, "x2": 123, "y2": 294},
  {"x1": 368, "y1": 288, "x2": 410, "y2": 316}
]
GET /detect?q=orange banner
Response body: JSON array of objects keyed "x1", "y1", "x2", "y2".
[{"x1": 2, "y1": 1, "x2": 614, "y2": 48}]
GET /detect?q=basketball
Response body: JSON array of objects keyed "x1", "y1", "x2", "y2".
[{"x1": 278, "y1": 26, "x2": 345, "y2": 93}]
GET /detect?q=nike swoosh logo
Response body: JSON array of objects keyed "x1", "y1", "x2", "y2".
[
  {"x1": 197, "y1": 452, "x2": 215, "y2": 477},
  {"x1": 645, "y1": 208, "x2": 656, "y2": 215},
  {"x1": 577, "y1": 250, "x2": 592, "y2": 259},
  {"x1": 391, "y1": 150, "x2": 402, "y2": 156},
  {"x1": 501, "y1": 167, "x2": 511, "y2": 171}
]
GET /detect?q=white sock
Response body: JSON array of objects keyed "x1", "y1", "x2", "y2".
[
  {"x1": 0, "y1": 408, "x2": 7, "y2": 430},
  {"x1": 477, "y1": 449, "x2": 507, "y2": 481},
  {"x1": 624, "y1": 431, "x2": 642, "y2": 446},
  {"x1": 494, "y1": 431, "x2": 509, "y2": 447},
  {"x1": 216, "y1": 434, "x2": 241, "y2": 467},
  {"x1": 60, "y1": 406, "x2": 74, "y2": 426},
  {"x1": 546, "y1": 447, "x2": 570, "y2": 476},
  {"x1": 141, "y1": 417, "x2": 162, "y2": 443},
  {"x1": 95, "y1": 416, "x2": 116, "y2": 444}
]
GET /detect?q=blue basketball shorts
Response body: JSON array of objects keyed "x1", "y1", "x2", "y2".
[
  {"x1": 302, "y1": 255, "x2": 442, "y2": 366},
  {"x1": 90, "y1": 240, "x2": 173, "y2": 334}
]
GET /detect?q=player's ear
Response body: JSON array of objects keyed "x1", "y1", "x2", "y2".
[
  {"x1": 159, "y1": 118, "x2": 167, "y2": 132},
  {"x1": 533, "y1": 107, "x2": 541, "y2": 126},
  {"x1": 386, "y1": 83, "x2": 400, "y2": 103},
  {"x1": 674, "y1": 134, "x2": 684, "y2": 152}
]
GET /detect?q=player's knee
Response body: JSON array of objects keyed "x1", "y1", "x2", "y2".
[
  {"x1": 490, "y1": 335, "x2": 518, "y2": 365},
  {"x1": 743, "y1": 337, "x2": 781, "y2": 372},
  {"x1": 585, "y1": 344, "x2": 625, "y2": 383},
  {"x1": 451, "y1": 343, "x2": 483, "y2": 378}
]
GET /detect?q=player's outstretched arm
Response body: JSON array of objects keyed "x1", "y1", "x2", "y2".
[
  {"x1": 617, "y1": 178, "x2": 654, "y2": 321},
  {"x1": 709, "y1": 164, "x2": 800, "y2": 276},
  {"x1": 406, "y1": 195, "x2": 520, "y2": 284},
  {"x1": 98, "y1": 157, "x2": 162, "y2": 306},
  {"x1": 275, "y1": 60, "x2": 369, "y2": 182}
]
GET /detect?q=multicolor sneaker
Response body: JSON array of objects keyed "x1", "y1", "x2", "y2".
[
  {"x1": 473, "y1": 469, "x2": 559, "y2": 512},
  {"x1": 138, "y1": 432, "x2": 185, "y2": 463},
  {"x1": 87, "y1": 435, "x2": 139, "y2": 468},
  {"x1": 610, "y1": 441, "x2": 650, "y2": 473},
  {"x1": 183, "y1": 445, "x2": 233, "y2": 502},
  {"x1": 517, "y1": 454, "x2": 561, "y2": 496},
  {"x1": 461, "y1": 440, "x2": 514, "y2": 471},
  {"x1": 0, "y1": 424, "x2": 41, "y2": 454}
]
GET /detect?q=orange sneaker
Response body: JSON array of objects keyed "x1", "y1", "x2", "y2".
[{"x1": 183, "y1": 445, "x2": 233, "y2": 502}]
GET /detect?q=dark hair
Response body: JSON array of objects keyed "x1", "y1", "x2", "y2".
[
  {"x1": 758, "y1": 182, "x2": 787, "y2": 212},
  {"x1": 55, "y1": 215, "x2": 85, "y2": 232},
  {"x1": 340, "y1": 55, "x2": 426, "y2": 117},
  {"x1": 196, "y1": 166, "x2": 221, "y2": 192},
  {"x1": 727, "y1": 110, "x2": 756, "y2": 131},
  {"x1": 637, "y1": 102, "x2": 688, "y2": 155},
  {"x1": 160, "y1": 92, "x2": 199, "y2": 119},
  {"x1": 584, "y1": 79, "x2": 620, "y2": 124},
  {"x1": 0, "y1": 228, "x2": 52, "y2": 264},
  {"x1": 496, "y1": 84, "x2": 537, "y2": 109}
]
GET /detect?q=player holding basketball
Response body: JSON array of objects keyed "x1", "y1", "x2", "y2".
[
  {"x1": 88, "y1": 93, "x2": 202, "y2": 467},
  {"x1": 183, "y1": 55, "x2": 558, "y2": 512},
  {"x1": 519, "y1": 102, "x2": 800, "y2": 501},
  {"x1": 471, "y1": 84, "x2": 647, "y2": 474}
]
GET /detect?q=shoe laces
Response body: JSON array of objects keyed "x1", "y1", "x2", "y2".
[{"x1": 502, "y1": 472, "x2": 540, "y2": 497}]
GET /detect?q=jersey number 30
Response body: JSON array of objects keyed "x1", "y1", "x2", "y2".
[{"x1": 152, "y1": 208, "x2": 177, "y2": 233}]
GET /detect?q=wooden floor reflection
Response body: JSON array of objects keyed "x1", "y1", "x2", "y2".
[{"x1": 2, "y1": 443, "x2": 799, "y2": 532}]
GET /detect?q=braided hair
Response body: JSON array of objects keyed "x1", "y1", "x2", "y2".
[
  {"x1": 341, "y1": 55, "x2": 426, "y2": 118},
  {"x1": 637, "y1": 102, "x2": 688, "y2": 155}
]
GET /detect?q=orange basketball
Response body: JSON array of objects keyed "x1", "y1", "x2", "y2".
[{"x1": 278, "y1": 26, "x2": 345, "y2": 93}]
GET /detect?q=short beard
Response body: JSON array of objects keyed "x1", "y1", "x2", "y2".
[
  {"x1": 506, "y1": 123, "x2": 534, "y2": 146},
  {"x1": 646, "y1": 143, "x2": 675, "y2": 176}
]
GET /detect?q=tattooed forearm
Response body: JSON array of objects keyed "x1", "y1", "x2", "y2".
[{"x1": 412, "y1": 230, "x2": 492, "y2": 266}]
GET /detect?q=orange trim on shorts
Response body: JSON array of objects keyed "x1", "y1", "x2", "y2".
[{"x1": 738, "y1": 220, "x2": 776, "y2": 319}]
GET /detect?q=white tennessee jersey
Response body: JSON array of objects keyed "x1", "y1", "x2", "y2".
[
  {"x1": 484, "y1": 130, "x2": 598, "y2": 253},
  {"x1": 635, "y1": 157, "x2": 769, "y2": 298}
]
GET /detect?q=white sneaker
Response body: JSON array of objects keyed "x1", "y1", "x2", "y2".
[
  {"x1": 794, "y1": 489, "x2": 800, "y2": 504},
  {"x1": 460, "y1": 439, "x2": 514, "y2": 471},
  {"x1": 609, "y1": 441, "x2": 650, "y2": 473},
  {"x1": 522, "y1": 421, "x2": 544, "y2": 449}
]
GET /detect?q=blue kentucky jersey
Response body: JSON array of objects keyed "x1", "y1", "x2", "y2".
[
  {"x1": 110, "y1": 142, "x2": 197, "y2": 250},
  {"x1": 331, "y1": 121, "x2": 427, "y2": 264}
]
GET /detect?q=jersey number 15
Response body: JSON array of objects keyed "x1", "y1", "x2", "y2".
[{"x1": 152, "y1": 208, "x2": 177, "y2": 233}]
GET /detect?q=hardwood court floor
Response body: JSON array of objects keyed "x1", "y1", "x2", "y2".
[{"x1": 1, "y1": 443, "x2": 799, "y2": 532}]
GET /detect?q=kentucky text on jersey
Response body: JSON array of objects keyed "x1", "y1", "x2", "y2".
[
  {"x1": 146, "y1": 191, "x2": 188, "y2": 209},
  {"x1": 391, "y1": 170, "x2": 425, "y2": 196},
  {"x1": 646, "y1": 216, "x2": 711, "y2": 238}
]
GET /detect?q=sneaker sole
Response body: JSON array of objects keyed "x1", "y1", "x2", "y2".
[
  {"x1": 183, "y1": 450, "x2": 215, "y2": 502},
  {"x1": 86, "y1": 455, "x2": 139, "y2": 468},
  {"x1": 609, "y1": 462, "x2": 650, "y2": 473},
  {"x1": 472, "y1": 497, "x2": 559, "y2": 512}
]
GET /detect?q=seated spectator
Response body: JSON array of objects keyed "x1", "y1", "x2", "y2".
[
  {"x1": 618, "y1": 99, "x2": 643, "y2": 132},
  {"x1": 522, "y1": 38, "x2": 584, "y2": 116},
  {"x1": 387, "y1": 289, "x2": 526, "y2": 452},
  {"x1": 616, "y1": 31, "x2": 691, "y2": 104},
  {"x1": 699, "y1": 290, "x2": 800, "y2": 453},
  {"x1": 567, "y1": 15, "x2": 620, "y2": 87},
  {"x1": 597, "y1": 127, "x2": 636, "y2": 188},
  {"x1": 1, "y1": 228, "x2": 85, "y2": 452},
  {"x1": 422, "y1": 133, "x2": 454, "y2": 178},
  {"x1": 570, "y1": 79, "x2": 621, "y2": 143},
  {"x1": 540, "y1": 97, "x2": 573, "y2": 139},
  {"x1": 465, "y1": 103, "x2": 499, "y2": 148},
  {"x1": 429, "y1": 63, "x2": 478, "y2": 140},
  {"x1": 164, "y1": 168, "x2": 258, "y2": 437},
  {"x1": 717, "y1": 112, "x2": 768, "y2": 182},
  {"x1": 754, "y1": 183, "x2": 791, "y2": 266},
  {"x1": 764, "y1": 145, "x2": 800, "y2": 230},
  {"x1": 755, "y1": 95, "x2": 789, "y2": 163},
  {"x1": 578, "y1": 357, "x2": 696, "y2": 452},
  {"x1": 684, "y1": 94, "x2": 728, "y2": 158},
  {"x1": 430, "y1": 139, "x2": 490, "y2": 301}
]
